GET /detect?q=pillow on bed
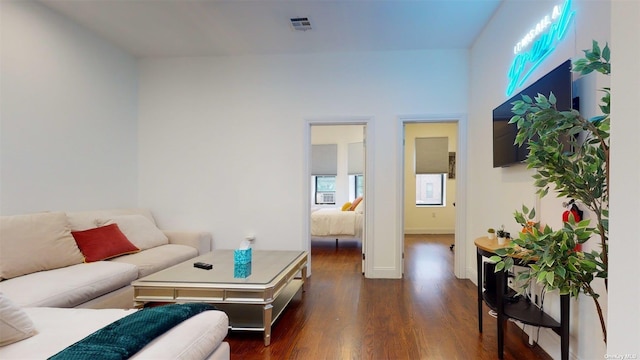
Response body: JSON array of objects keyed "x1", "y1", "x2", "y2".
[
  {"x1": 354, "y1": 199, "x2": 364, "y2": 213},
  {"x1": 341, "y1": 202, "x2": 352, "y2": 211},
  {"x1": 349, "y1": 197, "x2": 363, "y2": 211}
]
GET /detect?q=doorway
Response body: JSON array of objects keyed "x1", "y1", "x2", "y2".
[
  {"x1": 398, "y1": 116, "x2": 467, "y2": 278},
  {"x1": 305, "y1": 118, "x2": 373, "y2": 277}
]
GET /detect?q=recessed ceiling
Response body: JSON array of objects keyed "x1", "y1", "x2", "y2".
[{"x1": 38, "y1": 0, "x2": 503, "y2": 58}]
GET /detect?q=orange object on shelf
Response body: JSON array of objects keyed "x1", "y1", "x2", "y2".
[{"x1": 521, "y1": 221, "x2": 537, "y2": 234}]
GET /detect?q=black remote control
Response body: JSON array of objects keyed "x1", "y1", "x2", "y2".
[{"x1": 193, "y1": 262, "x2": 213, "y2": 270}]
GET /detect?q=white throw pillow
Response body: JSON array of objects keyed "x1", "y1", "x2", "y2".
[
  {"x1": 0, "y1": 293, "x2": 37, "y2": 347},
  {"x1": 0, "y1": 212, "x2": 84, "y2": 280},
  {"x1": 96, "y1": 215, "x2": 168, "y2": 251}
]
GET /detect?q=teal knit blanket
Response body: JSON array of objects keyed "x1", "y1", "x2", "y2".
[{"x1": 49, "y1": 303, "x2": 217, "y2": 360}]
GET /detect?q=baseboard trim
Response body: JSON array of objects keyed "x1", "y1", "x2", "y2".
[
  {"x1": 404, "y1": 229, "x2": 454, "y2": 235},
  {"x1": 368, "y1": 266, "x2": 401, "y2": 279},
  {"x1": 467, "y1": 266, "x2": 478, "y2": 284}
]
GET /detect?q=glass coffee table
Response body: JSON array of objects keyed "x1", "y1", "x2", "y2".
[{"x1": 132, "y1": 250, "x2": 308, "y2": 346}]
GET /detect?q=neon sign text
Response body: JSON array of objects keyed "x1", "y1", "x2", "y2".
[
  {"x1": 506, "y1": 0, "x2": 575, "y2": 96},
  {"x1": 513, "y1": 6, "x2": 562, "y2": 54}
]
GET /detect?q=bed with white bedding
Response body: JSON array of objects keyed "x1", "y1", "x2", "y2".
[{"x1": 311, "y1": 199, "x2": 363, "y2": 245}]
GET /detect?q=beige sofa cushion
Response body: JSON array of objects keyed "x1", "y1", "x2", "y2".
[
  {"x1": 66, "y1": 208, "x2": 157, "y2": 231},
  {"x1": 110, "y1": 244, "x2": 198, "y2": 278},
  {"x1": 96, "y1": 215, "x2": 168, "y2": 251},
  {"x1": 0, "y1": 261, "x2": 138, "y2": 308},
  {"x1": 0, "y1": 212, "x2": 84, "y2": 280}
]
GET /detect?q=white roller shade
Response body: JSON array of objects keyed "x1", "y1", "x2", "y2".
[
  {"x1": 348, "y1": 142, "x2": 364, "y2": 175},
  {"x1": 312, "y1": 144, "x2": 338, "y2": 175},
  {"x1": 415, "y1": 137, "x2": 449, "y2": 174}
]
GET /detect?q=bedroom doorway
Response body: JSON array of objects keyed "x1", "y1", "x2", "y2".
[
  {"x1": 307, "y1": 120, "x2": 370, "y2": 276},
  {"x1": 398, "y1": 116, "x2": 467, "y2": 279}
]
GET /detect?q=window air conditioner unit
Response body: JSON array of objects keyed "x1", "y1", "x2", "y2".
[{"x1": 317, "y1": 192, "x2": 335, "y2": 204}]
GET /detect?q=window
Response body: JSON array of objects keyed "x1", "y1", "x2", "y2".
[
  {"x1": 347, "y1": 174, "x2": 364, "y2": 201},
  {"x1": 315, "y1": 176, "x2": 336, "y2": 204},
  {"x1": 354, "y1": 175, "x2": 364, "y2": 199},
  {"x1": 416, "y1": 174, "x2": 446, "y2": 206}
]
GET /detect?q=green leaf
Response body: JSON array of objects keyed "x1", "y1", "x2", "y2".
[
  {"x1": 578, "y1": 219, "x2": 591, "y2": 228},
  {"x1": 592, "y1": 40, "x2": 601, "y2": 58},
  {"x1": 530, "y1": 264, "x2": 541, "y2": 272},
  {"x1": 495, "y1": 262, "x2": 505, "y2": 272},
  {"x1": 567, "y1": 262, "x2": 580, "y2": 273},
  {"x1": 537, "y1": 271, "x2": 547, "y2": 283},
  {"x1": 494, "y1": 248, "x2": 508, "y2": 256},
  {"x1": 545, "y1": 257, "x2": 555, "y2": 267},
  {"x1": 504, "y1": 257, "x2": 514, "y2": 270},
  {"x1": 585, "y1": 50, "x2": 599, "y2": 62},
  {"x1": 489, "y1": 256, "x2": 502, "y2": 263},
  {"x1": 516, "y1": 272, "x2": 531, "y2": 282},
  {"x1": 546, "y1": 271, "x2": 555, "y2": 286},
  {"x1": 539, "y1": 187, "x2": 549, "y2": 197},
  {"x1": 602, "y1": 43, "x2": 610, "y2": 62},
  {"x1": 573, "y1": 58, "x2": 587, "y2": 72},
  {"x1": 582, "y1": 260, "x2": 598, "y2": 270}
]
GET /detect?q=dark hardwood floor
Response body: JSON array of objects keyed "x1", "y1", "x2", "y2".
[{"x1": 225, "y1": 234, "x2": 551, "y2": 359}]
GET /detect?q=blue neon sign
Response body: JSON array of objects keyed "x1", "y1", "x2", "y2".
[{"x1": 506, "y1": 0, "x2": 575, "y2": 96}]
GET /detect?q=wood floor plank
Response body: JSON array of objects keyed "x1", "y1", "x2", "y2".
[{"x1": 225, "y1": 235, "x2": 552, "y2": 359}]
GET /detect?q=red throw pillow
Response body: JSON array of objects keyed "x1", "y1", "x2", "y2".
[{"x1": 72, "y1": 224, "x2": 140, "y2": 262}]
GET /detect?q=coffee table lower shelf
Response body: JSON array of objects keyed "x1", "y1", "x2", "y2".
[{"x1": 216, "y1": 278, "x2": 303, "y2": 332}]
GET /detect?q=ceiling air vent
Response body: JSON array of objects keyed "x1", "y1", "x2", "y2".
[{"x1": 290, "y1": 17, "x2": 312, "y2": 31}]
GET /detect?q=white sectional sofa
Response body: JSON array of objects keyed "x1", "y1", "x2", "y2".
[
  {"x1": 0, "y1": 208, "x2": 230, "y2": 359},
  {"x1": 0, "y1": 208, "x2": 210, "y2": 309}
]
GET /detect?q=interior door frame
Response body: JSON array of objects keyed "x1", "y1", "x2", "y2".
[
  {"x1": 304, "y1": 117, "x2": 374, "y2": 277},
  {"x1": 397, "y1": 114, "x2": 468, "y2": 278}
]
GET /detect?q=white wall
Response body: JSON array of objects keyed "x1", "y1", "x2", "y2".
[
  {"x1": 469, "y1": 0, "x2": 620, "y2": 358},
  {"x1": 404, "y1": 122, "x2": 457, "y2": 234},
  {"x1": 0, "y1": 1, "x2": 138, "y2": 215},
  {"x1": 608, "y1": 0, "x2": 640, "y2": 356},
  {"x1": 138, "y1": 50, "x2": 468, "y2": 277}
]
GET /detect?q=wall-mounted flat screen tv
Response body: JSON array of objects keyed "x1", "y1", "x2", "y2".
[{"x1": 493, "y1": 59, "x2": 573, "y2": 168}]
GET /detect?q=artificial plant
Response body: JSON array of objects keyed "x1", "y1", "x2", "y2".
[{"x1": 491, "y1": 40, "x2": 610, "y2": 343}]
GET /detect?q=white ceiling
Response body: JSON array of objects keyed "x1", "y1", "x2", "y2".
[{"x1": 39, "y1": 0, "x2": 503, "y2": 58}]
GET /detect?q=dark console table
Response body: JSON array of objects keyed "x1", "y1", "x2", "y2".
[{"x1": 475, "y1": 236, "x2": 569, "y2": 360}]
